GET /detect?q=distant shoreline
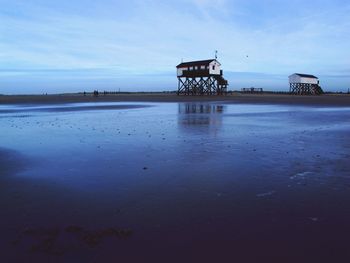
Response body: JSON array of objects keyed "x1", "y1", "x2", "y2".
[{"x1": 1, "y1": 93, "x2": 350, "y2": 106}]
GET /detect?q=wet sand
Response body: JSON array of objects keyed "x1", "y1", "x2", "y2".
[
  {"x1": 1, "y1": 102, "x2": 350, "y2": 262},
  {"x1": 0, "y1": 148, "x2": 27, "y2": 177},
  {"x1": 0, "y1": 104, "x2": 151, "y2": 114},
  {"x1": 1, "y1": 93, "x2": 350, "y2": 106}
]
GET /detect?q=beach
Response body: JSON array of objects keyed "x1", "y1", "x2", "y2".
[
  {"x1": 1, "y1": 92, "x2": 350, "y2": 106},
  {"x1": 2, "y1": 0, "x2": 350, "y2": 260},
  {"x1": 1, "y1": 99, "x2": 350, "y2": 262}
]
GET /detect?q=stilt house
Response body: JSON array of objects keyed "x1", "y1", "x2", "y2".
[
  {"x1": 289, "y1": 73, "x2": 323, "y2": 95},
  {"x1": 176, "y1": 59, "x2": 228, "y2": 95}
]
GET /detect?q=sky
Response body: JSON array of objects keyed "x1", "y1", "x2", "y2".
[{"x1": 0, "y1": 0, "x2": 350, "y2": 94}]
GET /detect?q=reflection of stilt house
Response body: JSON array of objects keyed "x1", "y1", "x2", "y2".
[
  {"x1": 289, "y1": 73, "x2": 323, "y2": 95},
  {"x1": 178, "y1": 103, "x2": 224, "y2": 135},
  {"x1": 176, "y1": 59, "x2": 228, "y2": 95}
]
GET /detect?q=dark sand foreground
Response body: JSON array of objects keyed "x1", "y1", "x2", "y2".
[
  {"x1": 1, "y1": 93, "x2": 350, "y2": 106},
  {"x1": 1, "y1": 100, "x2": 350, "y2": 262}
]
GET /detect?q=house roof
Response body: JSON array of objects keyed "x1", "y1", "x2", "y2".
[
  {"x1": 292, "y1": 73, "x2": 318, "y2": 79},
  {"x1": 176, "y1": 59, "x2": 217, "y2": 68}
]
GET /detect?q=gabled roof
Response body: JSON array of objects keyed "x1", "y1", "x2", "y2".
[
  {"x1": 176, "y1": 59, "x2": 217, "y2": 68},
  {"x1": 292, "y1": 73, "x2": 318, "y2": 79}
]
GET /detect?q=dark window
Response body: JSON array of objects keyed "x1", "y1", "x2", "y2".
[{"x1": 212, "y1": 65, "x2": 215, "y2": 70}]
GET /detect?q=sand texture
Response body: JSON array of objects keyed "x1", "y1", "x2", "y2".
[
  {"x1": 1, "y1": 101, "x2": 350, "y2": 262},
  {"x1": 1, "y1": 93, "x2": 350, "y2": 106}
]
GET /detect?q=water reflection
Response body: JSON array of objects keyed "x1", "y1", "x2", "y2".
[
  {"x1": 178, "y1": 103, "x2": 225, "y2": 134},
  {"x1": 2, "y1": 102, "x2": 350, "y2": 262}
]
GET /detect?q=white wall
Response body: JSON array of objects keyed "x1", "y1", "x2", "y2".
[
  {"x1": 299, "y1": 77, "x2": 319, "y2": 84},
  {"x1": 177, "y1": 67, "x2": 187, "y2": 76},
  {"x1": 209, "y1": 61, "x2": 221, "y2": 75},
  {"x1": 289, "y1": 74, "x2": 318, "y2": 84},
  {"x1": 177, "y1": 60, "x2": 222, "y2": 76},
  {"x1": 288, "y1": 74, "x2": 300, "y2": 83}
]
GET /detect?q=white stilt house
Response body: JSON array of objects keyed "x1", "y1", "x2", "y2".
[
  {"x1": 289, "y1": 73, "x2": 323, "y2": 95},
  {"x1": 176, "y1": 59, "x2": 228, "y2": 95}
]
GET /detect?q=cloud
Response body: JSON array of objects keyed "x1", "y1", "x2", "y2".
[{"x1": 0, "y1": 0, "x2": 349, "y2": 93}]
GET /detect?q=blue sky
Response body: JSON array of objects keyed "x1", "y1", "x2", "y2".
[{"x1": 0, "y1": 0, "x2": 349, "y2": 94}]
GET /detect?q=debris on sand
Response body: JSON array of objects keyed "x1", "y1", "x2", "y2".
[
  {"x1": 79, "y1": 228, "x2": 132, "y2": 248},
  {"x1": 21, "y1": 227, "x2": 62, "y2": 255},
  {"x1": 256, "y1": 191, "x2": 275, "y2": 198},
  {"x1": 65, "y1": 225, "x2": 84, "y2": 234},
  {"x1": 290, "y1": 171, "x2": 313, "y2": 180},
  {"x1": 13, "y1": 226, "x2": 132, "y2": 255}
]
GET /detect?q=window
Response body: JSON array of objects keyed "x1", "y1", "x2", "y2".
[{"x1": 212, "y1": 65, "x2": 215, "y2": 70}]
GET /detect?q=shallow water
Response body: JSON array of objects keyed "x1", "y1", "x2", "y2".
[{"x1": 1, "y1": 102, "x2": 350, "y2": 262}]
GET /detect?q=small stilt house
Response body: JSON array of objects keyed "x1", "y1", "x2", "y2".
[
  {"x1": 289, "y1": 73, "x2": 323, "y2": 95},
  {"x1": 176, "y1": 59, "x2": 228, "y2": 95}
]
